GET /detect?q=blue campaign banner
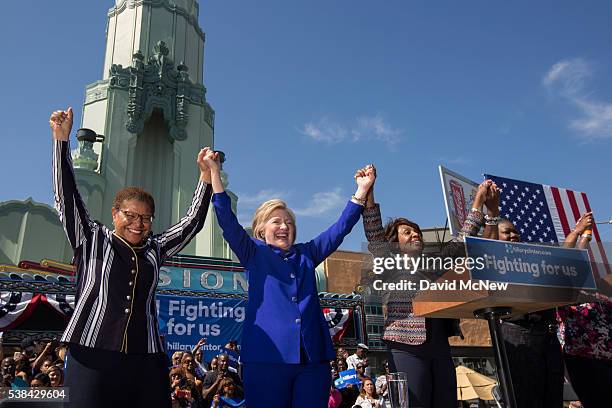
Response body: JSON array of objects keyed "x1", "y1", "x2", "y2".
[
  {"x1": 158, "y1": 265, "x2": 248, "y2": 294},
  {"x1": 334, "y1": 369, "x2": 362, "y2": 389},
  {"x1": 156, "y1": 295, "x2": 246, "y2": 364},
  {"x1": 465, "y1": 236, "x2": 597, "y2": 289}
]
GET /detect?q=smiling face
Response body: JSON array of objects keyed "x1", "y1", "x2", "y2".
[
  {"x1": 217, "y1": 355, "x2": 229, "y2": 372},
  {"x1": 111, "y1": 199, "x2": 153, "y2": 245},
  {"x1": 172, "y1": 352, "x2": 183, "y2": 366},
  {"x1": 397, "y1": 224, "x2": 423, "y2": 254},
  {"x1": 181, "y1": 355, "x2": 195, "y2": 373},
  {"x1": 498, "y1": 220, "x2": 521, "y2": 242},
  {"x1": 262, "y1": 209, "x2": 295, "y2": 251},
  {"x1": 47, "y1": 367, "x2": 61, "y2": 387}
]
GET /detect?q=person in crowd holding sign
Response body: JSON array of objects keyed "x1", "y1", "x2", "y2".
[
  {"x1": 353, "y1": 378, "x2": 383, "y2": 408},
  {"x1": 557, "y1": 212, "x2": 612, "y2": 408},
  {"x1": 460, "y1": 182, "x2": 563, "y2": 408},
  {"x1": 204, "y1": 150, "x2": 374, "y2": 407},
  {"x1": 211, "y1": 377, "x2": 245, "y2": 408},
  {"x1": 358, "y1": 164, "x2": 458, "y2": 408},
  {"x1": 50, "y1": 107, "x2": 214, "y2": 408},
  {"x1": 202, "y1": 354, "x2": 243, "y2": 407},
  {"x1": 170, "y1": 367, "x2": 196, "y2": 408}
]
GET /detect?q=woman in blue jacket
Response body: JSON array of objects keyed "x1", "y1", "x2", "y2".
[{"x1": 204, "y1": 151, "x2": 374, "y2": 407}]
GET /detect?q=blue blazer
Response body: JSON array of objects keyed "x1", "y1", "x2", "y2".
[{"x1": 212, "y1": 192, "x2": 363, "y2": 364}]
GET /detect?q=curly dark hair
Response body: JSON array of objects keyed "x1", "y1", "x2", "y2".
[
  {"x1": 383, "y1": 217, "x2": 423, "y2": 242},
  {"x1": 112, "y1": 187, "x2": 155, "y2": 215}
]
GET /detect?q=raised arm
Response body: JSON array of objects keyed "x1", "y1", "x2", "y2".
[
  {"x1": 459, "y1": 180, "x2": 500, "y2": 240},
  {"x1": 205, "y1": 151, "x2": 256, "y2": 264},
  {"x1": 563, "y1": 212, "x2": 593, "y2": 249},
  {"x1": 51, "y1": 108, "x2": 95, "y2": 249},
  {"x1": 154, "y1": 148, "x2": 213, "y2": 260},
  {"x1": 307, "y1": 165, "x2": 373, "y2": 265},
  {"x1": 360, "y1": 165, "x2": 392, "y2": 258}
]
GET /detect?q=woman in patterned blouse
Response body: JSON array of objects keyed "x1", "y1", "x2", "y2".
[
  {"x1": 558, "y1": 212, "x2": 612, "y2": 408},
  {"x1": 358, "y1": 164, "x2": 458, "y2": 408}
]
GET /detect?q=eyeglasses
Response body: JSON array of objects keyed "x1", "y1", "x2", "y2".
[{"x1": 118, "y1": 209, "x2": 154, "y2": 224}]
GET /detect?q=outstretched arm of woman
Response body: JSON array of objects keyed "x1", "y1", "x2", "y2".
[
  {"x1": 205, "y1": 151, "x2": 256, "y2": 264},
  {"x1": 460, "y1": 180, "x2": 499, "y2": 240},
  {"x1": 359, "y1": 165, "x2": 391, "y2": 258},
  {"x1": 155, "y1": 148, "x2": 213, "y2": 260},
  {"x1": 563, "y1": 212, "x2": 593, "y2": 249},
  {"x1": 308, "y1": 166, "x2": 374, "y2": 264},
  {"x1": 51, "y1": 107, "x2": 95, "y2": 249}
]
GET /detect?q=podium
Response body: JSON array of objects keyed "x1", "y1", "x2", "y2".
[{"x1": 412, "y1": 237, "x2": 600, "y2": 408}]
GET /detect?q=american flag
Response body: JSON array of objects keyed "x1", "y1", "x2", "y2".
[
  {"x1": 484, "y1": 174, "x2": 611, "y2": 279},
  {"x1": 323, "y1": 308, "x2": 352, "y2": 342}
]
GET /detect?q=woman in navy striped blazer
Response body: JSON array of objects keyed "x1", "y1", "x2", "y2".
[
  {"x1": 204, "y1": 150, "x2": 374, "y2": 408},
  {"x1": 50, "y1": 107, "x2": 213, "y2": 407}
]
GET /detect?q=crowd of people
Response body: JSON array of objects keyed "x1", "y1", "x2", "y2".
[
  {"x1": 167, "y1": 340, "x2": 245, "y2": 408},
  {"x1": 0, "y1": 337, "x2": 66, "y2": 389},
  {"x1": 329, "y1": 345, "x2": 390, "y2": 408}
]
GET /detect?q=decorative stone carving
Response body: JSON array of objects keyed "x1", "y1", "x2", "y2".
[
  {"x1": 108, "y1": 0, "x2": 205, "y2": 42},
  {"x1": 85, "y1": 81, "x2": 110, "y2": 105},
  {"x1": 108, "y1": 41, "x2": 215, "y2": 140}
]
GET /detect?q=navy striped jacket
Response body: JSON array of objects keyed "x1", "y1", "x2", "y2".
[{"x1": 53, "y1": 140, "x2": 212, "y2": 353}]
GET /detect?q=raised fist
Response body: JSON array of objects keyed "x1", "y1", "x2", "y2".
[{"x1": 49, "y1": 107, "x2": 73, "y2": 141}]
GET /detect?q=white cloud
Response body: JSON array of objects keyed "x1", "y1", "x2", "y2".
[
  {"x1": 300, "y1": 114, "x2": 402, "y2": 147},
  {"x1": 236, "y1": 187, "x2": 343, "y2": 222},
  {"x1": 293, "y1": 188, "x2": 345, "y2": 217},
  {"x1": 543, "y1": 58, "x2": 612, "y2": 140},
  {"x1": 570, "y1": 99, "x2": 612, "y2": 137},
  {"x1": 238, "y1": 189, "x2": 290, "y2": 207},
  {"x1": 352, "y1": 114, "x2": 402, "y2": 145},
  {"x1": 300, "y1": 118, "x2": 348, "y2": 144},
  {"x1": 236, "y1": 189, "x2": 291, "y2": 226}
]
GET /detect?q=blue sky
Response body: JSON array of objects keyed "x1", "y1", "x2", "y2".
[{"x1": 2, "y1": 0, "x2": 612, "y2": 251}]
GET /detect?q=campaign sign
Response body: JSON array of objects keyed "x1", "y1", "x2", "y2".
[
  {"x1": 157, "y1": 294, "x2": 246, "y2": 363},
  {"x1": 439, "y1": 166, "x2": 479, "y2": 236},
  {"x1": 465, "y1": 236, "x2": 597, "y2": 289},
  {"x1": 334, "y1": 369, "x2": 362, "y2": 389},
  {"x1": 158, "y1": 266, "x2": 248, "y2": 294},
  {"x1": 222, "y1": 347, "x2": 241, "y2": 371}
]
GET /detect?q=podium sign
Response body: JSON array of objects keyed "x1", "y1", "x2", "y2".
[
  {"x1": 465, "y1": 237, "x2": 596, "y2": 290},
  {"x1": 413, "y1": 238, "x2": 597, "y2": 319}
]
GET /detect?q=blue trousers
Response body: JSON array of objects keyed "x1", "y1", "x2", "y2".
[{"x1": 243, "y1": 362, "x2": 331, "y2": 407}]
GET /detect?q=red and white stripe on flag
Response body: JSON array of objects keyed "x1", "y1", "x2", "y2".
[
  {"x1": 0, "y1": 292, "x2": 36, "y2": 330},
  {"x1": 544, "y1": 185, "x2": 611, "y2": 279},
  {"x1": 323, "y1": 308, "x2": 352, "y2": 342}
]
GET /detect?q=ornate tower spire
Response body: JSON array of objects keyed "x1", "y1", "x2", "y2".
[{"x1": 73, "y1": 0, "x2": 230, "y2": 258}]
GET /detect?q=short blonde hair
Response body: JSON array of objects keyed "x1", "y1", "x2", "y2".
[{"x1": 252, "y1": 199, "x2": 297, "y2": 242}]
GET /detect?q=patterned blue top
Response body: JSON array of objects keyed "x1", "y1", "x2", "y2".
[{"x1": 212, "y1": 192, "x2": 363, "y2": 364}]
